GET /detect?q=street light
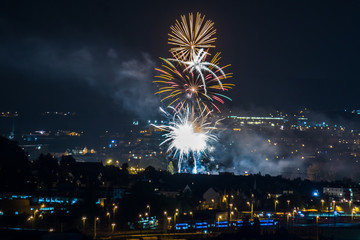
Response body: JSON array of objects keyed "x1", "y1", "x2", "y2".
[
  {"x1": 287, "y1": 200, "x2": 290, "y2": 209},
  {"x1": 274, "y1": 200, "x2": 279, "y2": 212},
  {"x1": 111, "y1": 223, "x2": 116, "y2": 233},
  {"x1": 106, "y1": 212, "x2": 110, "y2": 224},
  {"x1": 147, "y1": 205, "x2": 151, "y2": 216},
  {"x1": 174, "y1": 212, "x2": 178, "y2": 224},
  {"x1": 321, "y1": 199, "x2": 325, "y2": 211},
  {"x1": 82, "y1": 217, "x2": 87, "y2": 230},
  {"x1": 113, "y1": 205, "x2": 118, "y2": 218},
  {"x1": 217, "y1": 216, "x2": 222, "y2": 226},
  {"x1": 287, "y1": 213, "x2": 291, "y2": 225},
  {"x1": 167, "y1": 217, "x2": 171, "y2": 229},
  {"x1": 94, "y1": 217, "x2": 99, "y2": 239}
]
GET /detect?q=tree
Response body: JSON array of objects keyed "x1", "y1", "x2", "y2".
[
  {"x1": 36, "y1": 153, "x2": 59, "y2": 188},
  {"x1": 0, "y1": 136, "x2": 31, "y2": 191}
]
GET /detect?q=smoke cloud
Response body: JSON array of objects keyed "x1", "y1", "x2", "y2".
[{"x1": 0, "y1": 39, "x2": 159, "y2": 118}]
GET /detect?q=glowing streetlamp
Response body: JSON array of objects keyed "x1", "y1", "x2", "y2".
[
  {"x1": 111, "y1": 223, "x2": 116, "y2": 232},
  {"x1": 94, "y1": 217, "x2": 99, "y2": 239},
  {"x1": 167, "y1": 217, "x2": 171, "y2": 228},
  {"x1": 274, "y1": 200, "x2": 279, "y2": 212},
  {"x1": 217, "y1": 216, "x2": 222, "y2": 226},
  {"x1": 174, "y1": 212, "x2": 178, "y2": 224},
  {"x1": 321, "y1": 199, "x2": 324, "y2": 211},
  {"x1": 113, "y1": 205, "x2": 118, "y2": 217},
  {"x1": 106, "y1": 212, "x2": 110, "y2": 224},
  {"x1": 34, "y1": 209, "x2": 39, "y2": 218},
  {"x1": 82, "y1": 216, "x2": 87, "y2": 230},
  {"x1": 147, "y1": 205, "x2": 151, "y2": 216}
]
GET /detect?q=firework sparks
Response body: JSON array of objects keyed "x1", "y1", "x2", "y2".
[
  {"x1": 154, "y1": 52, "x2": 233, "y2": 113},
  {"x1": 153, "y1": 107, "x2": 218, "y2": 173},
  {"x1": 168, "y1": 12, "x2": 216, "y2": 61},
  {"x1": 153, "y1": 12, "x2": 234, "y2": 174},
  {"x1": 171, "y1": 48, "x2": 227, "y2": 95}
]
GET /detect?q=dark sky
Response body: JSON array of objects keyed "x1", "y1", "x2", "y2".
[{"x1": 1, "y1": 0, "x2": 359, "y2": 120}]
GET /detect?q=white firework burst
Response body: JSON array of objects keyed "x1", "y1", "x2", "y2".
[{"x1": 153, "y1": 107, "x2": 217, "y2": 173}]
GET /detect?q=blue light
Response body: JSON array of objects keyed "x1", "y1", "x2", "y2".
[
  {"x1": 111, "y1": 140, "x2": 115, "y2": 143},
  {"x1": 196, "y1": 226, "x2": 207, "y2": 229},
  {"x1": 40, "y1": 207, "x2": 54, "y2": 211},
  {"x1": 196, "y1": 222, "x2": 207, "y2": 225},
  {"x1": 14, "y1": 211, "x2": 18, "y2": 215}
]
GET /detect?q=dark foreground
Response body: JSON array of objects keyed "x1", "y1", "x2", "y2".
[{"x1": 2, "y1": 224, "x2": 360, "y2": 240}]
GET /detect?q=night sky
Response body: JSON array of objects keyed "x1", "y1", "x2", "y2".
[{"x1": 1, "y1": 0, "x2": 359, "y2": 120}]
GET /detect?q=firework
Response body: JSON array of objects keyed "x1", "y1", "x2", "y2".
[
  {"x1": 170, "y1": 48, "x2": 228, "y2": 96},
  {"x1": 153, "y1": 107, "x2": 218, "y2": 173},
  {"x1": 153, "y1": 12, "x2": 233, "y2": 174},
  {"x1": 154, "y1": 52, "x2": 233, "y2": 113},
  {"x1": 168, "y1": 12, "x2": 216, "y2": 61}
]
